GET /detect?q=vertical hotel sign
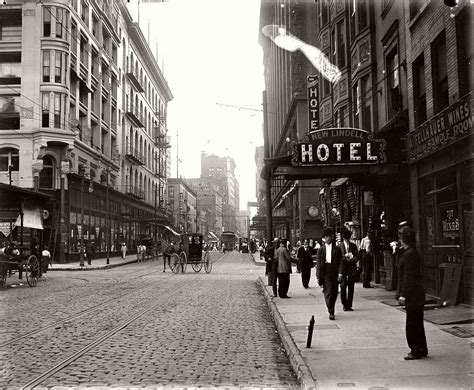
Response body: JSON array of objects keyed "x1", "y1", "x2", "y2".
[{"x1": 308, "y1": 75, "x2": 319, "y2": 131}]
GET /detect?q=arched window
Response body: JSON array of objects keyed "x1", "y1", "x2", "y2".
[{"x1": 39, "y1": 155, "x2": 55, "y2": 189}]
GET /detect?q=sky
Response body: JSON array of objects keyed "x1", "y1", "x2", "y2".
[{"x1": 127, "y1": 0, "x2": 265, "y2": 211}]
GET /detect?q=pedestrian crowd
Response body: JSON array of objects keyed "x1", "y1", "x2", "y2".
[{"x1": 262, "y1": 221, "x2": 428, "y2": 360}]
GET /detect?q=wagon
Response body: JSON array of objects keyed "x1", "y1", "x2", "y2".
[
  {"x1": 170, "y1": 233, "x2": 212, "y2": 274},
  {"x1": 0, "y1": 245, "x2": 41, "y2": 288}
]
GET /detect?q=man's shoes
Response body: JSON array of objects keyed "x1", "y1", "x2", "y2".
[
  {"x1": 329, "y1": 314, "x2": 335, "y2": 320},
  {"x1": 280, "y1": 296, "x2": 291, "y2": 299},
  {"x1": 343, "y1": 306, "x2": 348, "y2": 311},
  {"x1": 404, "y1": 352, "x2": 422, "y2": 360},
  {"x1": 346, "y1": 307, "x2": 354, "y2": 311},
  {"x1": 364, "y1": 285, "x2": 374, "y2": 288}
]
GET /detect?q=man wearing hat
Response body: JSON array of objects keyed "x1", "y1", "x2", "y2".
[
  {"x1": 316, "y1": 227, "x2": 344, "y2": 320},
  {"x1": 272, "y1": 239, "x2": 292, "y2": 298},
  {"x1": 339, "y1": 228, "x2": 359, "y2": 311}
]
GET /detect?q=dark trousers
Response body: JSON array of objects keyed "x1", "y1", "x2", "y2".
[
  {"x1": 362, "y1": 254, "x2": 373, "y2": 287},
  {"x1": 340, "y1": 274, "x2": 355, "y2": 309},
  {"x1": 301, "y1": 265, "x2": 312, "y2": 287},
  {"x1": 273, "y1": 273, "x2": 290, "y2": 297},
  {"x1": 323, "y1": 275, "x2": 339, "y2": 315},
  {"x1": 406, "y1": 295, "x2": 428, "y2": 356}
]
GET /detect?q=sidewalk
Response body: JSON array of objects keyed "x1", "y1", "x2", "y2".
[
  {"x1": 250, "y1": 253, "x2": 473, "y2": 389},
  {"x1": 49, "y1": 253, "x2": 150, "y2": 271}
]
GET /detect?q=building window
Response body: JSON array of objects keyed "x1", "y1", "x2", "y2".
[
  {"x1": 0, "y1": 95, "x2": 20, "y2": 130},
  {"x1": 0, "y1": 148, "x2": 19, "y2": 173},
  {"x1": 413, "y1": 53, "x2": 427, "y2": 127},
  {"x1": 43, "y1": 6, "x2": 51, "y2": 37},
  {"x1": 337, "y1": 20, "x2": 346, "y2": 68},
  {"x1": 39, "y1": 156, "x2": 55, "y2": 189},
  {"x1": 432, "y1": 32, "x2": 448, "y2": 114},
  {"x1": 0, "y1": 52, "x2": 21, "y2": 85},
  {"x1": 361, "y1": 75, "x2": 371, "y2": 131},
  {"x1": 55, "y1": 52, "x2": 61, "y2": 83},
  {"x1": 409, "y1": 1, "x2": 423, "y2": 20},
  {"x1": 353, "y1": 84, "x2": 359, "y2": 128},
  {"x1": 42, "y1": 93, "x2": 50, "y2": 127},
  {"x1": 320, "y1": 0, "x2": 328, "y2": 27},
  {"x1": 43, "y1": 51, "x2": 50, "y2": 82},
  {"x1": 169, "y1": 186, "x2": 174, "y2": 198},
  {"x1": 357, "y1": 0, "x2": 367, "y2": 32},
  {"x1": 56, "y1": 7, "x2": 64, "y2": 39},
  {"x1": 456, "y1": 7, "x2": 472, "y2": 98},
  {"x1": 386, "y1": 46, "x2": 400, "y2": 119},
  {"x1": 54, "y1": 93, "x2": 61, "y2": 127}
]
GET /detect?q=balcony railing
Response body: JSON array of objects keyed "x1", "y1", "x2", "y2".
[
  {"x1": 125, "y1": 145, "x2": 144, "y2": 165},
  {"x1": 126, "y1": 185, "x2": 145, "y2": 200},
  {"x1": 125, "y1": 104, "x2": 145, "y2": 128},
  {"x1": 126, "y1": 67, "x2": 145, "y2": 92}
]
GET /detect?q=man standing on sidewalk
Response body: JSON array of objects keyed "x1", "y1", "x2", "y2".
[
  {"x1": 298, "y1": 240, "x2": 314, "y2": 288},
  {"x1": 339, "y1": 229, "x2": 359, "y2": 311},
  {"x1": 272, "y1": 240, "x2": 292, "y2": 298},
  {"x1": 316, "y1": 227, "x2": 343, "y2": 320}
]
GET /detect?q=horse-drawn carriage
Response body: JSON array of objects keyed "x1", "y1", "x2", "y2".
[
  {"x1": 0, "y1": 244, "x2": 41, "y2": 288},
  {"x1": 168, "y1": 233, "x2": 212, "y2": 274}
]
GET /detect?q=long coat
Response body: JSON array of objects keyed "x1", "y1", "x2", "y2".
[
  {"x1": 297, "y1": 245, "x2": 314, "y2": 268},
  {"x1": 339, "y1": 241, "x2": 359, "y2": 278},
  {"x1": 396, "y1": 247, "x2": 425, "y2": 307},
  {"x1": 316, "y1": 244, "x2": 343, "y2": 285}
]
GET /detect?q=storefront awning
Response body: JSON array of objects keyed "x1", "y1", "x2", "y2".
[
  {"x1": 331, "y1": 177, "x2": 349, "y2": 187},
  {"x1": 14, "y1": 207, "x2": 43, "y2": 230}
]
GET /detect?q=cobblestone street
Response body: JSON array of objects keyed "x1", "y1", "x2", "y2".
[{"x1": 0, "y1": 252, "x2": 299, "y2": 388}]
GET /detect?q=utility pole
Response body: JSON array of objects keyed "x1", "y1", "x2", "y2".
[
  {"x1": 263, "y1": 91, "x2": 273, "y2": 242},
  {"x1": 106, "y1": 167, "x2": 110, "y2": 265}
]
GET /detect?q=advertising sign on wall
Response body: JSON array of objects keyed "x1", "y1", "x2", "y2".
[{"x1": 407, "y1": 93, "x2": 472, "y2": 162}]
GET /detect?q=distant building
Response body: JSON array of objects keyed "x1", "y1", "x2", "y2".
[
  {"x1": 200, "y1": 152, "x2": 239, "y2": 232},
  {"x1": 167, "y1": 178, "x2": 197, "y2": 233}
]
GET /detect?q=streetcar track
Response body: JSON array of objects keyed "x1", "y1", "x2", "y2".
[
  {"x1": 0, "y1": 267, "x2": 173, "y2": 348},
  {"x1": 1, "y1": 254, "x2": 224, "y2": 349},
  {"x1": 22, "y1": 280, "x2": 201, "y2": 389}
]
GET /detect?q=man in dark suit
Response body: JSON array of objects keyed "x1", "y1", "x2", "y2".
[
  {"x1": 339, "y1": 228, "x2": 359, "y2": 311},
  {"x1": 316, "y1": 227, "x2": 343, "y2": 320},
  {"x1": 297, "y1": 240, "x2": 314, "y2": 288}
]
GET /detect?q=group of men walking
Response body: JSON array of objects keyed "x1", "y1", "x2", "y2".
[
  {"x1": 263, "y1": 223, "x2": 428, "y2": 361},
  {"x1": 264, "y1": 227, "x2": 373, "y2": 319}
]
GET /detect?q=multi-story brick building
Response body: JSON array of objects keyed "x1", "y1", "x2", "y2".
[
  {"x1": 0, "y1": 0, "x2": 172, "y2": 262},
  {"x1": 167, "y1": 178, "x2": 197, "y2": 234},
  {"x1": 200, "y1": 152, "x2": 239, "y2": 233},
  {"x1": 258, "y1": 0, "x2": 472, "y2": 303}
]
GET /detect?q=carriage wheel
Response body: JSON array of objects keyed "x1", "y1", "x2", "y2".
[
  {"x1": 0, "y1": 269, "x2": 7, "y2": 288},
  {"x1": 26, "y1": 255, "x2": 39, "y2": 287},
  {"x1": 170, "y1": 253, "x2": 181, "y2": 274},
  {"x1": 179, "y1": 252, "x2": 187, "y2": 273},
  {"x1": 204, "y1": 251, "x2": 212, "y2": 273},
  {"x1": 191, "y1": 261, "x2": 202, "y2": 273}
]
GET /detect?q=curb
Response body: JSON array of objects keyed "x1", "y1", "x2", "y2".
[
  {"x1": 258, "y1": 277, "x2": 317, "y2": 390},
  {"x1": 49, "y1": 259, "x2": 140, "y2": 271}
]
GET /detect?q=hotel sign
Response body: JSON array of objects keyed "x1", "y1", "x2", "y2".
[
  {"x1": 292, "y1": 128, "x2": 387, "y2": 166},
  {"x1": 308, "y1": 75, "x2": 319, "y2": 131},
  {"x1": 407, "y1": 93, "x2": 472, "y2": 162}
]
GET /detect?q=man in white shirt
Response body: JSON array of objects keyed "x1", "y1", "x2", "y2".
[{"x1": 316, "y1": 227, "x2": 343, "y2": 320}]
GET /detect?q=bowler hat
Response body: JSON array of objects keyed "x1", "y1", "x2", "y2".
[
  {"x1": 272, "y1": 238, "x2": 280, "y2": 243},
  {"x1": 322, "y1": 227, "x2": 334, "y2": 236}
]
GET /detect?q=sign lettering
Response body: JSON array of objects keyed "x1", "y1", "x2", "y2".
[
  {"x1": 407, "y1": 93, "x2": 472, "y2": 162},
  {"x1": 292, "y1": 128, "x2": 386, "y2": 166}
]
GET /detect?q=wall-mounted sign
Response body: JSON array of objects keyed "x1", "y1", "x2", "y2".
[
  {"x1": 407, "y1": 92, "x2": 472, "y2": 162},
  {"x1": 291, "y1": 128, "x2": 387, "y2": 166},
  {"x1": 307, "y1": 75, "x2": 319, "y2": 131}
]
